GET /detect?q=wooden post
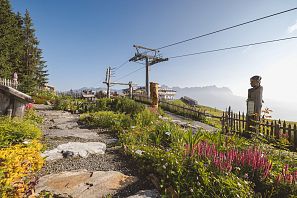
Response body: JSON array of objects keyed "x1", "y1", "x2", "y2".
[
  {"x1": 128, "y1": 81, "x2": 133, "y2": 99},
  {"x1": 294, "y1": 124, "x2": 297, "y2": 148},
  {"x1": 150, "y1": 82, "x2": 159, "y2": 109}
]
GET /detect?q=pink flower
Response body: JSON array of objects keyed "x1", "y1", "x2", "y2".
[{"x1": 25, "y1": 103, "x2": 33, "y2": 109}]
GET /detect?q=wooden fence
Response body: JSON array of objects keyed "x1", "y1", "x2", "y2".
[
  {"x1": 133, "y1": 94, "x2": 297, "y2": 148},
  {"x1": 0, "y1": 78, "x2": 18, "y2": 89},
  {"x1": 222, "y1": 108, "x2": 297, "y2": 147}
]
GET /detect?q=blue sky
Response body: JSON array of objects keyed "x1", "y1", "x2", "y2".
[{"x1": 11, "y1": 0, "x2": 297, "y2": 103}]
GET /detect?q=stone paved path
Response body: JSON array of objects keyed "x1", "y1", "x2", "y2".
[{"x1": 35, "y1": 104, "x2": 158, "y2": 198}]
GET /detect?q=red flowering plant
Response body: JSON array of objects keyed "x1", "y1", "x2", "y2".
[
  {"x1": 275, "y1": 164, "x2": 297, "y2": 185},
  {"x1": 185, "y1": 141, "x2": 273, "y2": 184}
]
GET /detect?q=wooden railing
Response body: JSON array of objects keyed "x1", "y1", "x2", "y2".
[
  {"x1": 0, "y1": 78, "x2": 18, "y2": 89},
  {"x1": 133, "y1": 94, "x2": 218, "y2": 120}
]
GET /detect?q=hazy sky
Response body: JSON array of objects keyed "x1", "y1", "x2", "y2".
[{"x1": 11, "y1": 0, "x2": 297, "y2": 103}]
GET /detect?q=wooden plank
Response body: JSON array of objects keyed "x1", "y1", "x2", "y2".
[
  {"x1": 275, "y1": 120, "x2": 280, "y2": 139},
  {"x1": 238, "y1": 112, "x2": 241, "y2": 132},
  {"x1": 222, "y1": 112, "x2": 225, "y2": 133},
  {"x1": 294, "y1": 124, "x2": 297, "y2": 148},
  {"x1": 233, "y1": 112, "x2": 236, "y2": 132},
  {"x1": 283, "y1": 121, "x2": 287, "y2": 140},
  {"x1": 241, "y1": 112, "x2": 244, "y2": 132},
  {"x1": 265, "y1": 120, "x2": 269, "y2": 137},
  {"x1": 288, "y1": 123, "x2": 292, "y2": 143},
  {"x1": 269, "y1": 121, "x2": 274, "y2": 137}
]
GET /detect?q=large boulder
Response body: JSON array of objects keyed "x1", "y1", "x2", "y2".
[{"x1": 36, "y1": 170, "x2": 137, "y2": 198}]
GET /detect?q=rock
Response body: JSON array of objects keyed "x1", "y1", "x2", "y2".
[
  {"x1": 43, "y1": 129, "x2": 99, "y2": 140},
  {"x1": 106, "y1": 138, "x2": 118, "y2": 144},
  {"x1": 42, "y1": 142, "x2": 106, "y2": 161},
  {"x1": 127, "y1": 189, "x2": 160, "y2": 198},
  {"x1": 36, "y1": 170, "x2": 137, "y2": 198}
]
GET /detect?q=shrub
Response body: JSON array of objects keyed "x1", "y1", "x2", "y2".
[
  {"x1": 111, "y1": 97, "x2": 145, "y2": 116},
  {"x1": 0, "y1": 141, "x2": 44, "y2": 197},
  {"x1": 79, "y1": 111, "x2": 132, "y2": 130},
  {"x1": 0, "y1": 118, "x2": 42, "y2": 148},
  {"x1": 23, "y1": 109, "x2": 44, "y2": 125}
]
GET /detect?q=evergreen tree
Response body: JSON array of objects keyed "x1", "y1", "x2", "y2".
[
  {"x1": 0, "y1": 0, "x2": 24, "y2": 78},
  {"x1": 19, "y1": 9, "x2": 48, "y2": 93},
  {"x1": 0, "y1": 1, "x2": 49, "y2": 93},
  {"x1": 35, "y1": 48, "x2": 49, "y2": 85}
]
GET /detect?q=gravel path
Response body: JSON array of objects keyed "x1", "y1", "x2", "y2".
[{"x1": 36, "y1": 104, "x2": 156, "y2": 197}]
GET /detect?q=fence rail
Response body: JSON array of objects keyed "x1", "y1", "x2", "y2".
[
  {"x1": 133, "y1": 94, "x2": 297, "y2": 148},
  {"x1": 0, "y1": 78, "x2": 18, "y2": 89}
]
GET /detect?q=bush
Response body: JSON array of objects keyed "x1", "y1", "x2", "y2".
[
  {"x1": 79, "y1": 111, "x2": 132, "y2": 130},
  {"x1": 23, "y1": 109, "x2": 44, "y2": 125},
  {"x1": 0, "y1": 117, "x2": 42, "y2": 148},
  {"x1": 0, "y1": 141, "x2": 44, "y2": 197},
  {"x1": 111, "y1": 97, "x2": 145, "y2": 116}
]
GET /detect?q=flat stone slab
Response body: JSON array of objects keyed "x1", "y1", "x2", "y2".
[
  {"x1": 44, "y1": 128, "x2": 99, "y2": 139},
  {"x1": 36, "y1": 170, "x2": 137, "y2": 198},
  {"x1": 42, "y1": 142, "x2": 106, "y2": 161},
  {"x1": 127, "y1": 189, "x2": 160, "y2": 198}
]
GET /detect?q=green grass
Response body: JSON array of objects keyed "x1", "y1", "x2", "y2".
[{"x1": 169, "y1": 99, "x2": 223, "y2": 117}]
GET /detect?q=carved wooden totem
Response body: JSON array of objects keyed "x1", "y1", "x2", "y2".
[{"x1": 246, "y1": 75, "x2": 263, "y2": 134}]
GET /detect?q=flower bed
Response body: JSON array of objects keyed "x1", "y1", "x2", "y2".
[
  {"x1": 0, "y1": 110, "x2": 44, "y2": 197},
  {"x1": 72, "y1": 98, "x2": 297, "y2": 197}
]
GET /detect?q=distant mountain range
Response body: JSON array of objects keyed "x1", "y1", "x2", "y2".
[
  {"x1": 168, "y1": 85, "x2": 297, "y2": 122},
  {"x1": 67, "y1": 85, "x2": 297, "y2": 121}
]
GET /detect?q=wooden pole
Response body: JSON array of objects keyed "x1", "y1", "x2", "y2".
[{"x1": 145, "y1": 57, "x2": 150, "y2": 97}]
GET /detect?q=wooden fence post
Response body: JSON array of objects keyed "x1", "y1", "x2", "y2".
[
  {"x1": 274, "y1": 120, "x2": 280, "y2": 139},
  {"x1": 221, "y1": 112, "x2": 225, "y2": 133}
]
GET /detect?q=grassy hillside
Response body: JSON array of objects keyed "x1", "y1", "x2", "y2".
[{"x1": 169, "y1": 99, "x2": 223, "y2": 117}]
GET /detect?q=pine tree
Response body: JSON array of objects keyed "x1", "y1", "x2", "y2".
[
  {"x1": 0, "y1": 0, "x2": 24, "y2": 78},
  {"x1": 19, "y1": 9, "x2": 48, "y2": 93},
  {"x1": 35, "y1": 48, "x2": 49, "y2": 85}
]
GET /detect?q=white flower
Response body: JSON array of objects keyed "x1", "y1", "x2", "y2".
[
  {"x1": 235, "y1": 167, "x2": 241, "y2": 171},
  {"x1": 165, "y1": 131, "x2": 171, "y2": 136},
  {"x1": 131, "y1": 126, "x2": 136, "y2": 129},
  {"x1": 135, "y1": 150, "x2": 143, "y2": 155},
  {"x1": 23, "y1": 140, "x2": 30, "y2": 144}
]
